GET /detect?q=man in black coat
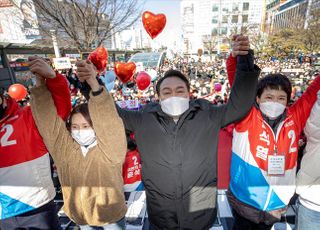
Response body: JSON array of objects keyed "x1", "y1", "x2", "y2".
[{"x1": 117, "y1": 38, "x2": 259, "y2": 229}]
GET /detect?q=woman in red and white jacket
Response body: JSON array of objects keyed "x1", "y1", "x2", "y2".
[
  {"x1": 0, "y1": 57, "x2": 71, "y2": 229},
  {"x1": 226, "y1": 35, "x2": 320, "y2": 230}
]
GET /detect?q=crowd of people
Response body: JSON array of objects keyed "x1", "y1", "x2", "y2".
[
  {"x1": 1, "y1": 34, "x2": 320, "y2": 230},
  {"x1": 12, "y1": 49, "x2": 319, "y2": 111},
  {"x1": 62, "y1": 50, "x2": 319, "y2": 109}
]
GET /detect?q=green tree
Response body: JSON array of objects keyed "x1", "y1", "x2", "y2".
[{"x1": 264, "y1": 28, "x2": 304, "y2": 58}]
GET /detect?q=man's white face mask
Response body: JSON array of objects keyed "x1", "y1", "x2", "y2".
[
  {"x1": 71, "y1": 128, "x2": 96, "y2": 146},
  {"x1": 160, "y1": 96, "x2": 190, "y2": 116},
  {"x1": 259, "y1": 101, "x2": 286, "y2": 119}
]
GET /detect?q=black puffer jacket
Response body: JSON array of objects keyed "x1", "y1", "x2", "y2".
[{"x1": 118, "y1": 60, "x2": 260, "y2": 230}]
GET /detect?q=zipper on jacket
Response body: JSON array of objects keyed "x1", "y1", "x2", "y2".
[
  {"x1": 173, "y1": 131, "x2": 183, "y2": 228},
  {"x1": 260, "y1": 117, "x2": 288, "y2": 211}
]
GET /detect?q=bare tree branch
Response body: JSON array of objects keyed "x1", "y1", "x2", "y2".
[{"x1": 25, "y1": 0, "x2": 145, "y2": 52}]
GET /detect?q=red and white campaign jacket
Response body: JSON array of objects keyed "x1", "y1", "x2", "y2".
[
  {"x1": 226, "y1": 55, "x2": 320, "y2": 211},
  {"x1": 0, "y1": 74, "x2": 71, "y2": 219}
]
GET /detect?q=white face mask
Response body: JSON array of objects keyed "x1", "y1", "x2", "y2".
[
  {"x1": 160, "y1": 96, "x2": 190, "y2": 116},
  {"x1": 259, "y1": 101, "x2": 286, "y2": 119},
  {"x1": 71, "y1": 129, "x2": 96, "y2": 146}
]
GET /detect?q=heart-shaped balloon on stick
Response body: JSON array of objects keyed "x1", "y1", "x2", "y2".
[
  {"x1": 88, "y1": 46, "x2": 108, "y2": 72},
  {"x1": 142, "y1": 11, "x2": 166, "y2": 39},
  {"x1": 136, "y1": 71, "x2": 151, "y2": 91},
  {"x1": 114, "y1": 62, "x2": 136, "y2": 84}
]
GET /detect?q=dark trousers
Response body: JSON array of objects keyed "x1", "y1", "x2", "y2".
[
  {"x1": 0, "y1": 200, "x2": 61, "y2": 230},
  {"x1": 232, "y1": 209, "x2": 272, "y2": 230}
]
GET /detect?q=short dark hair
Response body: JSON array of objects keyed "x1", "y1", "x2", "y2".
[
  {"x1": 257, "y1": 74, "x2": 292, "y2": 103},
  {"x1": 156, "y1": 69, "x2": 190, "y2": 95},
  {"x1": 66, "y1": 103, "x2": 93, "y2": 131}
]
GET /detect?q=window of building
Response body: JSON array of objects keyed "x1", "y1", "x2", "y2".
[
  {"x1": 221, "y1": 27, "x2": 228, "y2": 35},
  {"x1": 222, "y1": 7, "x2": 229, "y2": 13},
  {"x1": 243, "y1": 2, "x2": 249, "y2": 11},
  {"x1": 212, "y1": 19, "x2": 218, "y2": 24},
  {"x1": 212, "y1": 16, "x2": 218, "y2": 24},
  {"x1": 222, "y1": 15, "x2": 228, "y2": 24},
  {"x1": 232, "y1": 3, "x2": 239, "y2": 12},
  {"x1": 212, "y1": 5, "x2": 219, "y2": 12},
  {"x1": 232, "y1": 15, "x2": 238, "y2": 23},
  {"x1": 211, "y1": 28, "x2": 218, "y2": 36},
  {"x1": 242, "y1": 15, "x2": 248, "y2": 23}
]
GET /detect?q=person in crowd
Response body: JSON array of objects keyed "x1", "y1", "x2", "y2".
[
  {"x1": 30, "y1": 60, "x2": 127, "y2": 230},
  {"x1": 100, "y1": 35, "x2": 260, "y2": 229},
  {"x1": 70, "y1": 83, "x2": 79, "y2": 97},
  {"x1": 226, "y1": 36, "x2": 320, "y2": 230},
  {"x1": 0, "y1": 57, "x2": 71, "y2": 230},
  {"x1": 295, "y1": 92, "x2": 320, "y2": 230},
  {"x1": 122, "y1": 135, "x2": 143, "y2": 192}
]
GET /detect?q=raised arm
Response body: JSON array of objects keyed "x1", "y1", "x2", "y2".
[
  {"x1": 28, "y1": 56, "x2": 71, "y2": 120},
  {"x1": 226, "y1": 55, "x2": 236, "y2": 88},
  {"x1": 75, "y1": 61, "x2": 142, "y2": 133},
  {"x1": 290, "y1": 75, "x2": 320, "y2": 134},
  {"x1": 46, "y1": 73, "x2": 71, "y2": 120},
  {"x1": 218, "y1": 35, "x2": 260, "y2": 127},
  {"x1": 29, "y1": 59, "x2": 72, "y2": 160},
  {"x1": 116, "y1": 106, "x2": 142, "y2": 133},
  {"x1": 304, "y1": 92, "x2": 320, "y2": 142},
  {"x1": 76, "y1": 60, "x2": 127, "y2": 163},
  {"x1": 226, "y1": 34, "x2": 250, "y2": 87}
]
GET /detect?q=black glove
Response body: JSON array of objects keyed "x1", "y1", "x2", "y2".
[{"x1": 236, "y1": 49, "x2": 254, "y2": 72}]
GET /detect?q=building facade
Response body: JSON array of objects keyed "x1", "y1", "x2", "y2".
[
  {"x1": 264, "y1": 0, "x2": 288, "y2": 34},
  {"x1": 180, "y1": 0, "x2": 264, "y2": 54},
  {"x1": 273, "y1": 0, "x2": 308, "y2": 32},
  {"x1": 0, "y1": 0, "x2": 40, "y2": 46},
  {"x1": 103, "y1": 26, "x2": 151, "y2": 51},
  {"x1": 267, "y1": 0, "x2": 320, "y2": 33}
]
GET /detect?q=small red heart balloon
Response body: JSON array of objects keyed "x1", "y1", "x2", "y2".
[
  {"x1": 136, "y1": 71, "x2": 151, "y2": 91},
  {"x1": 88, "y1": 46, "x2": 108, "y2": 72},
  {"x1": 114, "y1": 62, "x2": 136, "y2": 84},
  {"x1": 142, "y1": 11, "x2": 166, "y2": 39},
  {"x1": 8, "y1": 84, "x2": 27, "y2": 101}
]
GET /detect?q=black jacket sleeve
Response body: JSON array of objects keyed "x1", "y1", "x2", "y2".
[
  {"x1": 218, "y1": 50, "x2": 260, "y2": 127},
  {"x1": 116, "y1": 105, "x2": 142, "y2": 132}
]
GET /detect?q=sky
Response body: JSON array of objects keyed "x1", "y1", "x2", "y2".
[{"x1": 139, "y1": 0, "x2": 182, "y2": 49}]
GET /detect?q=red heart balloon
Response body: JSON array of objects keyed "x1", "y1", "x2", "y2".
[
  {"x1": 114, "y1": 62, "x2": 136, "y2": 84},
  {"x1": 88, "y1": 46, "x2": 108, "y2": 72},
  {"x1": 142, "y1": 11, "x2": 166, "y2": 39},
  {"x1": 8, "y1": 84, "x2": 27, "y2": 101},
  {"x1": 136, "y1": 71, "x2": 151, "y2": 91}
]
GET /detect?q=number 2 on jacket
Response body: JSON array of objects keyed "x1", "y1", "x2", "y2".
[
  {"x1": 288, "y1": 130, "x2": 297, "y2": 153},
  {"x1": 1, "y1": 124, "x2": 17, "y2": 147}
]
